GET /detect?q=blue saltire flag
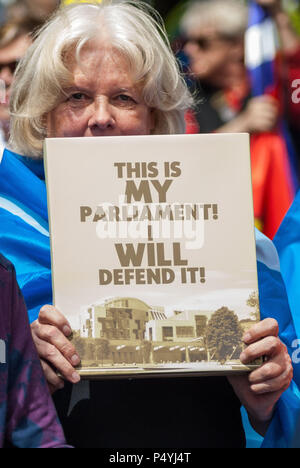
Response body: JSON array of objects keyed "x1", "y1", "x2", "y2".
[
  {"x1": 0, "y1": 148, "x2": 51, "y2": 323},
  {"x1": 274, "y1": 190, "x2": 300, "y2": 344},
  {"x1": 0, "y1": 148, "x2": 300, "y2": 447},
  {"x1": 255, "y1": 229, "x2": 300, "y2": 447},
  {"x1": 245, "y1": 1, "x2": 278, "y2": 96},
  {"x1": 245, "y1": 1, "x2": 299, "y2": 193}
]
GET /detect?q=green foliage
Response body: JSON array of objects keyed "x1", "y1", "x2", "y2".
[{"x1": 290, "y1": 9, "x2": 300, "y2": 35}]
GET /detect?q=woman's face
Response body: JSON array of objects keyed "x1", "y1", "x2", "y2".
[
  {"x1": 0, "y1": 34, "x2": 31, "y2": 137},
  {"x1": 46, "y1": 46, "x2": 155, "y2": 138},
  {"x1": 183, "y1": 27, "x2": 245, "y2": 89}
]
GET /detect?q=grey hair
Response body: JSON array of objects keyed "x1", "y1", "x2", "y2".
[
  {"x1": 180, "y1": 0, "x2": 248, "y2": 39},
  {"x1": 9, "y1": 0, "x2": 193, "y2": 158}
]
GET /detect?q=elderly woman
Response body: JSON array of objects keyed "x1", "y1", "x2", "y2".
[{"x1": 0, "y1": 1, "x2": 295, "y2": 448}]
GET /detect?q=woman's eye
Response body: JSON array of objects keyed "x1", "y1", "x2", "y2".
[
  {"x1": 66, "y1": 92, "x2": 91, "y2": 107},
  {"x1": 119, "y1": 94, "x2": 130, "y2": 101},
  {"x1": 66, "y1": 93, "x2": 91, "y2": 105},
  {"x1": 115, "y1": 94, "x2": 136, "y2": 106},
  {"x1": 69, "y1": 93, "x2": 86, "y2": 101}
]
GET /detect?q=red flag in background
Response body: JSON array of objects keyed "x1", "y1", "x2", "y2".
[
  {"x1": 245, "y1": 1, "x2": 299, "y2": 238},
  {"x1": 250, "y1": 132, "x2": 294, "y2": 239}
]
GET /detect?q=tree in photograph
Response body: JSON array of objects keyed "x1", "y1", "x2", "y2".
[
  {"x1": 247, "y1": 290, "x2": 260, "y2": 321},
  {"x1": 95, "y1": 338, "x2": 110, "y2": 366},
  {"x1": 72, "y1": 335, "x2": 86, "y2": 360},
  {"x1": 206, "y1": 307, "x2": 243, "y2": 363},
  {"x1": 142, "y1": 340, "x2": 153, "y2": 364}
]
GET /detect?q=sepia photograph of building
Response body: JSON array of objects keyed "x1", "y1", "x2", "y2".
[{"x1": 72, "y1": 295, "x2": 258, "y2": 371}]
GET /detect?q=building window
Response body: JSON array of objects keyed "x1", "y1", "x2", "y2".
[
  {"x1": 125, "y1": 309, "x2": 132, "y2": 319},
  {"x1": 162, "y1": 327, "x2": 174, "y2": 341},
  {"x1": 135, "y1": 320, "x2": 141, "y2": 329},
  {"x1": 176, "y1": 326, "x2": 194, "y2": 338}
]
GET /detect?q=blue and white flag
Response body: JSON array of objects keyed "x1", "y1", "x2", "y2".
[
  {"x1": 255, "y1": 229, "x2": 300, "y2": 447},
  {"x1": 245, "y1": 1, "x2": 278, "y2": 96},
  {"x1": 245, "y1": 1, "x2": 299, "y2": 194},
  {"x1": 274, "y1": 190, "x2": 300, "y2": 342},
  {"x1": 0, "y1": 148, "x2": 51, "y2": 323}
]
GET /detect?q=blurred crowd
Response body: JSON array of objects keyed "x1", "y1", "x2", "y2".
[
  {"x1": 0, "y1": 0, "x2": 300, "y2": 239},
  {"x1": 0, "y1": 0, "x2": 59, "y2": 150},
  {"x1": 178, "y1": 0, "x2": 300, "y2": 238}
]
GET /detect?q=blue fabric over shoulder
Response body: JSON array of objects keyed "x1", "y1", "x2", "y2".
[
  {"x1": 0, "y1": 148, "x2": 51, "y2": 323},
  {"x1": 256, "y1": 229, "x2": 300, "y2": 447},
  {"x1": 1, "y1": 148, "x2": 300, "y2": 447},
  {"x1": 274, "y1": 190, "x2": 300, "y2": 342}
]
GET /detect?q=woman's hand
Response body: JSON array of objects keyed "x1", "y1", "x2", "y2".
[
  {"x1": 31, "y1": 305, "x2": 81, "y2": 394},
  {"x1": 217, "y1": 95, "x2": 279, "y2": 134},
  {"x1": 242, "y1": 96, "x2": 279, "y2": 133},
  {"x1": 228, "y1": 318, "x2": 293, "y2": 435}
]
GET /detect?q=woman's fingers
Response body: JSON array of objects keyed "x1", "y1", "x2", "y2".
[
  {"x1": 31, "y1": 305, "x2": 81, "y2": 387},
  {"x1": 33, "y1": 321, "x2": 80, "y2": 366},
  {"x1": 38, "y1": 304, "x2": 72, "y2": 336},
  {"x1": 242, "y1": 318, "x2": 279, "y2": 344},
  {"x1": 34, "y1": 333, "x2": 81, "y2": 384},
  {"x1": 40, "y1": 359, "x2": 65, "y2": 394}
]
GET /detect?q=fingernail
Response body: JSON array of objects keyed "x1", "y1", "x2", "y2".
[
  {"x1": 71, "y1": 354, "x2": 80, "y2": 365},
  {"x1": 243, "y1": 333, "x2": 251, "y2": 343},
  {"x1": 72, "y1": 372, "x2": 80, "y2": 383},
  {"x1": 63, "y1": 325, "x2": 72, "y2": 336}
]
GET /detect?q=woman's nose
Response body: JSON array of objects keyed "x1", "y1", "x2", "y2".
[
  {"x1": 88, "y1": 98, "x2": 115, "y2": 132},
  {"x1": 183, "y1": 40, "x2": 198, "y2": 57},
  {"x1": 0, "y1": 66, "x2": 13, "y2": 87}
]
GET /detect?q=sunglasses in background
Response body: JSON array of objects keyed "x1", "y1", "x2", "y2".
[
  {"x1": 0, "y1": 60, "x2": 19, "y2": 75},
  {"x1": 183, "y1": 35, "x2": 237, "y2": 51}
]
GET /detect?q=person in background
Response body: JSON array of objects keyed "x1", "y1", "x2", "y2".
[
  {"x1": 23, "y1": 0, "x2": 59, "y2": 23},
  {"x1": 0, "y1": 253, "x2": 67, "y2": 448},
  {"x1": 265, "y1": 0, "x2": 300, "y2": 157},
  {"x1": 0, "y1": 0, "x2": 58, "y2": 155},
  {"x1": 181, "y1": 0, "x2": 279, "y2": 134},
  {"x1": 180, "y1": 0, "x2": 300, "y2": 239},
  {"x1": 0, "y1": 20, "x2": 31, "y2": 153}
]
